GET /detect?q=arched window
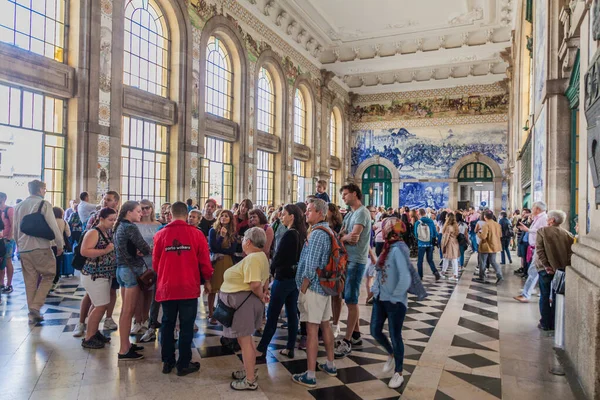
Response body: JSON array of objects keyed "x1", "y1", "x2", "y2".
[
  {"x1": 257, "y1": 67, "x2": 275, "y2": 134},
  {"x1": 124, "y1": 0, "x2": 169, "y2": 97},
  {"x1": 294, "y1": 89, "x2": 306, "y2": 144},
  {"x1": 457, "y1": 162, "x2": 494, "y2": 182},
  {"x1": 0, "y1": 0, "x2": 66, "y2": 61},
  {"x1": 330, "y1": 111, "x2": 337, "y2": 156},
  {"x1": 205, "y1": 36, "x2": 233, "y2": 119},
  {"x1": 201, "y1": 136, "x2": 233, "y2": 208}
]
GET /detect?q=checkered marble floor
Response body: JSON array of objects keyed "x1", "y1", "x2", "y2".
[{"x1": 0, "y1": 251, "x2": 578, "y2": 400}]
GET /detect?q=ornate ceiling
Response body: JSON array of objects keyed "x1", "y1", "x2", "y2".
[{"x1": 239, "y1": 0, "x2": 516, "y2": 95}]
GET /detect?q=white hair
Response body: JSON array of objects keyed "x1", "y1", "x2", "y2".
[
  {"x1": 532, "y1": 201, "x2": 547, "y2": 212},
  {"x1": 547, "y1": 210, "x2": 566, "y2": 226},
  {"x1": 244, "y1": 227, "x2": 266, "y2": 249},
  {"x1": 307, "y1": 198, "x2": 328, "y2": 217}
]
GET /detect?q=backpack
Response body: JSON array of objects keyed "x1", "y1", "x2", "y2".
[
  {"x1": 72, "y1": 230, "x2": 90, "y2": 270},
  {"x1": 416, "y1": 221, "x2": 431, "y2": 242},
  {"x1": 72, "y1": 227, "x2": 110, "y2": 271},
  {"x1": 311, "y1": 226, "x2": 348, "y2": 297},
  {"x1": 501, "y1": 220, "x2": 514, "y2": 238},
  {"x1": 469, "y1": 220, "x2": 478, "y2": 233},
  {"x1": 68, "y1": 212, "x2": 83, "y2": 232}
]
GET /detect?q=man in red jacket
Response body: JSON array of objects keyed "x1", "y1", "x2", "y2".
[{"x1": 153, "y1": 201, "x2": 213, "y2": 376}]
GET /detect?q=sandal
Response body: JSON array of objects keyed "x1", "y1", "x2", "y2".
[{"x1": 280, "y1": 349, "x2": 295, "y2": 359}]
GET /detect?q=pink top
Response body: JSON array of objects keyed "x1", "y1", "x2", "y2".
[
  {"x1": 527, "y1": 212, "x2": 548, "y2": 246},
  {"x1": 263, "y1": 225, "x2": 274, "y2": 259},
  {"x1": 467, "y1": 212, "x2": 480, "y2": 223},
  {"x1": 373, "y1": 221, "x2": 384, "y2": 243},
  {"x1": 0, "y1": 205, "x2": 14, "y2": 240}
]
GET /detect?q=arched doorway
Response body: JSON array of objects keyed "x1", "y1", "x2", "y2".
[
  {"x1": 457, "y1": 162, "x2": 495, "y2": 209},
  {"x1": 361, "y1": 164, "x2": 392, "y2": 207}
]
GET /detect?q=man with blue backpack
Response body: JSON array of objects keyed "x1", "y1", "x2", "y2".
[{"x1": 414, "y1": 208, "x2": 441, "y2": 281}]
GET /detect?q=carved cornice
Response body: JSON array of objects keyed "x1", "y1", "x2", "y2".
[
  {"x1": 352, "y1": 113, "x2": 509, "y2": 130},
  {"x1": 352, "y1": 82, "x2": 507, "y2": 104}
]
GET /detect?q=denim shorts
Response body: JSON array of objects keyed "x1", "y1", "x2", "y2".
[
  {"x1": 116, "y1": 265, "x2": 143, "y2": 288},
  {"x1": 344, "y1": 261, "x2": 366, "y2": 305},
  {"x1": 1, "y1": 239, "x2": 15, "y2": 270}
]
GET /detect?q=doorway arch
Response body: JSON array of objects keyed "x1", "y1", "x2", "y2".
[
  {"x1": 361, "y1": 165, "x2": 392, "y2": 208},
  {"x1": 449, "y1": 153, "x2": 502, "y2": 211},
  {"x1": 354, "y1": 157, "x2": 401, "y2": 209}
]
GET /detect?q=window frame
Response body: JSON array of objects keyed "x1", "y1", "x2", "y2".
[
  {"x1": 330, "y1": 110, "x2": 338, "y2": 157},
  {"x1": 0, "y1": 83, "x2": 67, "y2": 207},
  {"x1": 200, "y1": 136, "x2": 234, "y2": 209},
  {"x1": 257, "y1": 67, "x2": 275, "y2": 134},
  {"x1": 205, "y1": 35, "x2": 234, "y2": 120},
  {"x1": 120, "y1": 115, "x2": 169, "y2": 207},
  {"x1": 0, "y1": 0, "x2": 67, "y2": 62},
  {"x1": 256, "y1": 149, "x2": 275, "y2": 207},
  {"x1": 123, "y1": 0, "x2": 171, "y2": 97},
  {"x1": 294, "y1": 89, "x2": 307, "y2": 144}
]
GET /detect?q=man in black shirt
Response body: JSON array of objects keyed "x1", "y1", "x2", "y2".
[{"x1": 198, "y1": 199, "x2": 217, "y2": 238}]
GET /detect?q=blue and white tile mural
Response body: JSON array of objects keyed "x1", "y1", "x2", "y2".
[
  {"x1": 533, "y1": 107, "x2": 547, "y2": 202},
  {"x1": 400, "y1": 182, "x2": 449, "y2": 210},
  {"x1": 351, "y1": 123, "x2": 507, "y2": 179}
]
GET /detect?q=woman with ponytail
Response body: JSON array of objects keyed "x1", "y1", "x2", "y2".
[
  {"x1": 369, "y1": 217, "x2": 412, "y2": 390},
  {"x1": 114, "y1": 201, "x2": 151, "y2": 361}
]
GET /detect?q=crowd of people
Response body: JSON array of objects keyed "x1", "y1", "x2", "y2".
[{"x1": 0, "y1": 179, "x2": 576, "y2": 391}]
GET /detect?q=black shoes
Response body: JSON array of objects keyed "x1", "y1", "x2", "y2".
[
  {"x1": 131, "y1": 343, "x2": 144, "y2": 352},
  {"x1": 496, "y1": 277, "x2": 504, "y2": 285},
  {"x1": 95, "y1": 331, "x2": 111, "y2": 343},
  {"x1": 435, "y1": 272, "x2": 441, "y2": 282},
  {"x1": 162, "y1": 362, "x2": 175, "y2": 374},
  {"x1": 82, "y1": 336, "x2": 105, "y2": 349},
  {"x1": 177, "y1": 361, "x2": 200, "y2": 376},
  {"x1": 118, "y1": 347, "x2": 144, "y2": 361}
]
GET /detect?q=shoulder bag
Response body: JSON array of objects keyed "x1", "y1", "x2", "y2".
[
  {"x1": 21, "y1": 201, "x2": 55, "y2": 240},
  {"x1": 213, "y1": 292, "x2": 253, "y2": 328}
]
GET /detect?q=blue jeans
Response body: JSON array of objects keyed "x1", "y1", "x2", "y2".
[
  {"x1": 469, "y1": 232, "x2": 478, "y2": 252},
  {"x1": 500, "y1": 238, "x2": 513, "y2": 264},
  {"x1": 370, "y1": 299, "x2": 407, "y2": 373},
  {"x1": 538, "y1": 271, "x2": 555, "y2": 330},
  {"x1": 160, "y1": 298, "x2": 198, "y2": 368},
  {"x1": 459, "y1": 244, "x2": 467, "y2": 267},
  {"x1": 438, "y1": 233, "x2": 443, "y2": 258},
  {"x1": 344, "y1": 262, "x2": 366, "y2": 304},
  {"x1": 257, "y1": 278, "x2": 299, "y2": 353},
  {"x1": 417, "y1": 246, "x2": 437, "y2": 278}
]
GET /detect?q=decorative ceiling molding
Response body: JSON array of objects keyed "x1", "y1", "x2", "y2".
[
  {"x1": 353, "y1": 82, "x2": 508, "y2": 105},
  {"x1": 352, "y1": 113, "x2": 509, "y2": 130}
]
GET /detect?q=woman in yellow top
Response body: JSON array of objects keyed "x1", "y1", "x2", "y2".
[{"x1": 219, "y1": 227, "x2": 270, "y2": 391}]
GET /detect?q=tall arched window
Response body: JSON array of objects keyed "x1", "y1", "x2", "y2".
[
  {"x1": 205, "y1": 36, "x2": 233, "y2": 119},
  {"x1": 330, "y1": 111, "x2": 337, "y2": 156},
  {"x1": 294, "y1": 89, "x2": 306, "y2": 144},
  {"x1": 124, "y1": 0, "x2": 169, "y2": 97},
  {"x1": 257, "y1": 67, "x2": 275, "y2": 134},
  {"x1": 0, "y1": 0, "x2": 66, "y2": 61}
]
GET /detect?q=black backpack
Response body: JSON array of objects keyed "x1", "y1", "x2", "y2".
[
  {"x1": 72, "y1": 228, "x2": 110, "y2": 270},
  {"x1": 72, "y1": 230, "x2": 90, "y2": 270}
]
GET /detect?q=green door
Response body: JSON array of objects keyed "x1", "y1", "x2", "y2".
[{"x1": 361, "y1": 165, "x2": 392, "y2": 208}]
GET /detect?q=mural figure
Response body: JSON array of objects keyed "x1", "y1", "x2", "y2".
[
  {"x1": 352, "y1": 123, "x2": 507, "y2": 180},
  {"x1": 400, "y1": 182, "x2": 449, "y2": 210}
]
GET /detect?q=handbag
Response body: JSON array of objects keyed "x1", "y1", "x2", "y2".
[
  {"x1": 136, "y1": 259, "x2": 157, "y2": 291},
  {"x1": 21, "y1": 201, "x2": 55, "y2": 240},
  {"x1": 213, "y1": 292, "x2": 253, "y2": 328}
]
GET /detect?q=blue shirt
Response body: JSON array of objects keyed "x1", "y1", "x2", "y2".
[
  {"x1": 341, "y1": 205, "x2": 372, "y2": 264},
  {"x1": 315, "y1": 192, "x2": 331, "y2": 203},
  {"x1": 296, "y1": 221, "x2": 332, "y2": 296},
  {"x1": 414, "y1": 217, "x2": 437, "y2": 247},
  {"x1": 370, "y1": 242, "x2": 412, "y2": 307}
]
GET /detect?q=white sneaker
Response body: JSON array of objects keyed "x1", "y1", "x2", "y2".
[
  {"x1": 332, "y1": 324, "x2": 341, "y2": 339},
  {"x1": 130, "y1": 322, "x2": 144, "y2": 335},
  {"x1": 383, "y1": 356, "x2": 395, "y2": 373},
  {"x1": 73, "y1": 322, "x2": 86, "y2": 337},
  {"x1": 141, "y1": 320, "x2": 149, "y2": 332},
  {"x1": 139, "y1": 328, "x2": 156, "y2": 343},
  {"x1": 103, "y1": 317, "x2": 118, "y2": 330},
  {"x1": 388, "y1": 372, "x2": 404, "y2": 389}
]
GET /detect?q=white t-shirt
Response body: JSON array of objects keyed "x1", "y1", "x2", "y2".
[{"x1": 77, "y1": 200, "x2": 98, "y2": 224}]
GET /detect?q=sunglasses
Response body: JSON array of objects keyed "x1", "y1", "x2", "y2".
[{"x1": 141, "y1": 206, "x2": 151, "y2": 211}]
